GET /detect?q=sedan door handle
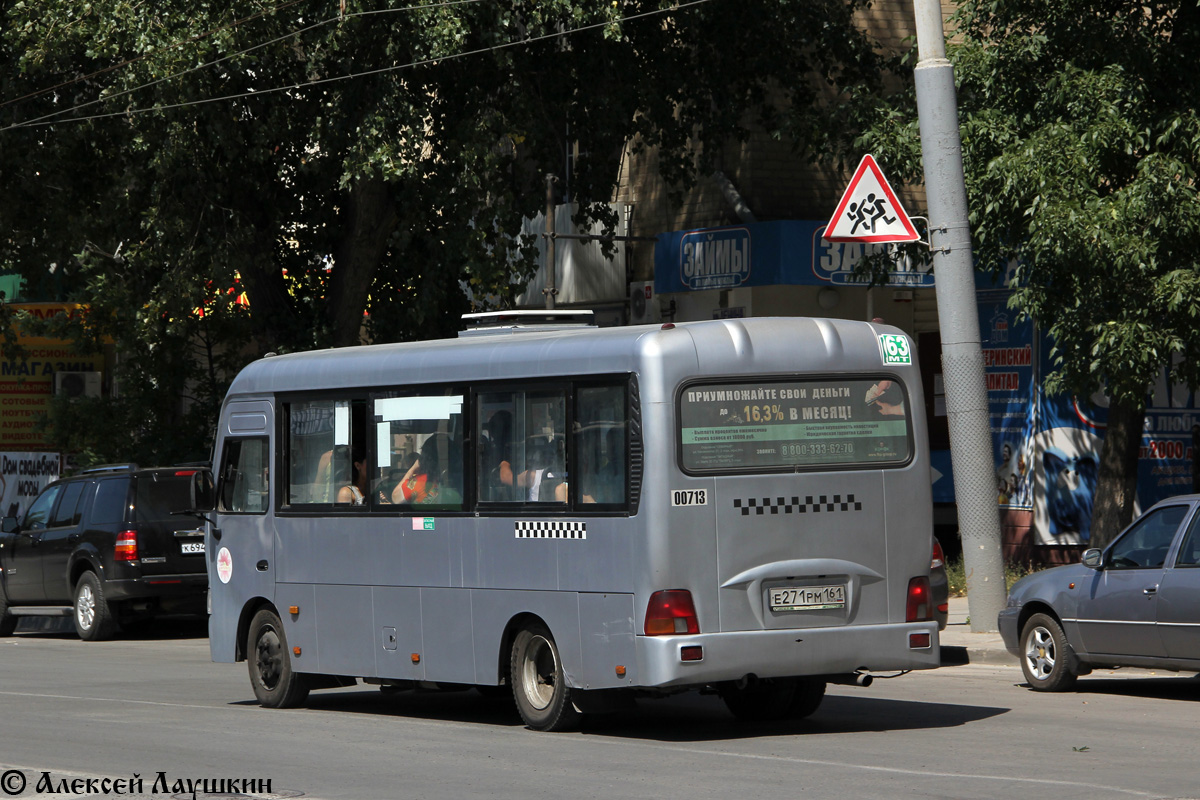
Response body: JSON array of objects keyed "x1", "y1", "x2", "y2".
[{"x1": 1144, "y1": 585, "x2": 1159, "y2": 596}]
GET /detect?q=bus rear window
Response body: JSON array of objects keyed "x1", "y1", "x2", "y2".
[{"x1": 679, "y1": 378, "x2": 912, "y2": 472}]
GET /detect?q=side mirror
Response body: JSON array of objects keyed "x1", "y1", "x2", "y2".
[
  {"x1": 1081, "y1": 548, "x2": 1103, "y2": 569},
  {"x1": 1, "y1": 516, "x2": 18, "y2": 534},
  {"x1": 190, "y1": 469, "x2": 216, "y2": 512}
]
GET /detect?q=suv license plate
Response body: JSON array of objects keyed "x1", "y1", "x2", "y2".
[
  {"x1": 181, "y1": 541, "x2": 205, "y2": 555},
  {"x1": 770, "y1": 584, "x2": 845, "y2": 611}
]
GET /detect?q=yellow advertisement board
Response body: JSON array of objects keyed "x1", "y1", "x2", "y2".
[{"x1": 0, "y1": 304, "x2": 105, "y2": 450}]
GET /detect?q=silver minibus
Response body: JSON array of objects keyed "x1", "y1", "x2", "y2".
[{"x1": 195, "y1": 315, "x2": 940, "y2": 730}]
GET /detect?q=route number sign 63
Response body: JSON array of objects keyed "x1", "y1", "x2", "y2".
[{"x1": 878, "y1": 334, "x2": 912, "y2": 365}]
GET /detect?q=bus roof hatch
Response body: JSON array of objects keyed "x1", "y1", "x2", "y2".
[{"x1": 458, "y1": 310, "x2": 596, "y2": 337}]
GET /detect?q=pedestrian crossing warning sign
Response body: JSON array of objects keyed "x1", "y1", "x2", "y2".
[{"x1": 823, "y1": 155, "x2": 919, "y2": 243}]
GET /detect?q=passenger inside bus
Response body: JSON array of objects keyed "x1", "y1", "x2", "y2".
[
  {"x1": 527, "y1": 439, "x2": 566, "y2": 502},
  {"x1": 334, "y1": 445, "x2": 369, "y2": 505},
  {"x1": 480, "y1": 410, "x2": 514, "y2": 500},
  {"x1": 390, "y1": 434, "x2": 462, "y2": 506},
  {"x1": 373, "y1": 452, "x2": 415, "y2": 506},
  {"x1": 392, "y1": 437, "x2": 439, "y2": 503}
]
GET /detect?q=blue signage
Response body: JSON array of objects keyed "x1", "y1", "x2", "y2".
[
  {"x1": 654, "y1": 220, "x2": 934, "y2": 294},
  {"x1": 677, "y1": 227, "x2": 752, "y2": 290},
  {"x1": 813, "y1": 238, "x2": 935, "y2": 288}
]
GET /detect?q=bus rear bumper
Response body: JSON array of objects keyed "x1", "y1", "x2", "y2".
[{"x1": 634, "y1": 622, "x2": 940, "y2": 688}]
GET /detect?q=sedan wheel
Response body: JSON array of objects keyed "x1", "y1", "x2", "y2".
[{"x1": 1020, "y1": 612, "x2": 1077, "y2": 692}]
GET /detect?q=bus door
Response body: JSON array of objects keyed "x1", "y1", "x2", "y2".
[
  {"x1": 209, "y1": 401, "x2": 274, "y2": 662},
  {"x1": 679, "y1": 376, "x2": 913, "y2": 633}
]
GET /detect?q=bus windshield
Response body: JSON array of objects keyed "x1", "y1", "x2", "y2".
[{"x1": 678, "y1": 377, "x2": 912, "y2": 472}]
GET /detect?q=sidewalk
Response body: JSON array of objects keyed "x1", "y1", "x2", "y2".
[{"x1": 939, "y1": 595, "x2": 1014, "y2": 666}]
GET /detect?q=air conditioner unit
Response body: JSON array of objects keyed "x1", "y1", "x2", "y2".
[
  {"x1": 53, "y1": 371, "x2": 102, "y2": 399},
  {"x1": 628, "y1": 281, "x2": 660, "y2": 325}
]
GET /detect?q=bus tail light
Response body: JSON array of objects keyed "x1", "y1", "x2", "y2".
[
  {"x1": 115, "y1": 530, "x2": 139, "y2": 562},
  {"x1": 906, "y1": 576, "x2": 930, "y2": 622},
  {"x1": 644, "y1": 590, "x2": 699, "y2": 635}
]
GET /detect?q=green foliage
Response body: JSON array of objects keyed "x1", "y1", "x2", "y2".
[
  {"x1": 944, "y1": 554, "x2": 1037, "y2": 596},
  {"x1": 852, "y1": 0, "x2": 1200, "y2": 406},
  {"x1": 0, "y1": 0, "x2": 883, "y2": 463}
]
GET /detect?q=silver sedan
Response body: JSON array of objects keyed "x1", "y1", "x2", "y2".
[{"x1": 998, "y1": 495, "x2": 1200, "y2": 690}]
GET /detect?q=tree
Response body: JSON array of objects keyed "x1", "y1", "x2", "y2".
[
  {"x1": 850, "y1": 0, "x2": 1200, "y2": 547},
  {"x1": 0, "y1": 0, "x2": 884, "y2": 466}
]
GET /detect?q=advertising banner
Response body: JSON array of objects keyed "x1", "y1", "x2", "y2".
[
  {"x1": 977, "y1": 287, "x2": 1037, "y2": 516},
  {"x1": 0, "y1": 451, "x2": 61, "y2": 520},
  {"x1": 678, "y1": 378, "x2": 912, "y2": 472},
  {"x1": 0, "y1": 303, "x2": 104, "y2": 450}
]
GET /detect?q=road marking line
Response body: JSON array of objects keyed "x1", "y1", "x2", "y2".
[
  {"x1": 614, "y1": 744, "x2": 1158, "y2": 796},
  {"x1": 0, "y1": 690, "x2": 218, "y2": 711}
]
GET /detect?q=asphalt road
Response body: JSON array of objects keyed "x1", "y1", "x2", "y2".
[{"x1": 1, "y1": 622, "x2": 1198, "y2": 800}]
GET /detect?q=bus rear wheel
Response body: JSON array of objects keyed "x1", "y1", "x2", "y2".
[
  {"x1": 510, "y1": 623, "x2": 580, "y2": 731},
  {"x1": 248, "y1": 608, "x2": 310, "y2": 708}
]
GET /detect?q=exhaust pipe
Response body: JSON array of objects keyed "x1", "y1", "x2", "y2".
[{"x1": 824, "y1": 672, "x2": 873, "y2": 688}]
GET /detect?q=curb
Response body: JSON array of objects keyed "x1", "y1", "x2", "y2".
[{"x1": 941, "y1": 644, "x2": 1014, "y2": 667}]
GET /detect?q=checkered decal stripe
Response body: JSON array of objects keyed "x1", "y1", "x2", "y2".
[
  {"x1": 515, "y1": 521, "x2": 587, "y2": 539},
  {"x1": 733, "y1": 495, "x2": 863, "y2": 515}
]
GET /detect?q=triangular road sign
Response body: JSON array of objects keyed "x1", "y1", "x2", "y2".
[{"x1": 823, "y1": 155, "x2": 919, "y2": 243}]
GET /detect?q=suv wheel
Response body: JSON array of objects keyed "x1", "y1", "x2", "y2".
[{"x1": 74, "y1": 572, "x2": 116, "y2": 641}]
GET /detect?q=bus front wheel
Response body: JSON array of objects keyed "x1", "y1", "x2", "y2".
[
  {"x1": 510, "y1": 623, "x2": 580, "y2": 731},
  {"x1": 247, "y1": 608, "x2": 310, "y2": 708}
]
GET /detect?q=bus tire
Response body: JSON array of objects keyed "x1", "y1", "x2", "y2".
[
  {"x1": 788, "y1": 679, "x2": 826, "y2": 719},
  {"x1": 1020, "y1": 612, "x2": 1077, "y2": 692},
  {"x1": 720, "y1": 678, "x2": 797, "y2": 722},
  {"x1": 248, "y1": 608, "x2": 310, "y2": 708},
  {"x1": 74, "y1": 571, "x2": 115, "y2": 641},
  {"x1": 510, "y1": 623, "x2": 580, "y2": 731}
]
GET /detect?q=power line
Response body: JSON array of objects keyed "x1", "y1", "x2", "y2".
[
  {"x1": 0, "y1": 0, "x2": 309, "y2": 111},
  {"x1": 2, "y1": 0, "x2": 490, "y2": 129},
  {"x1": 1, "y1": 0, "x2": 716, "y2": 133}
]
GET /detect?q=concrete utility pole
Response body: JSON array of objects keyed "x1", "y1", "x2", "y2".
[
  {"x1": 544, "y1": 173, "x2": 558, "y2": 310},
  {"x1": 911, "y1": 0, "x2": 1007, "y2": 631}
]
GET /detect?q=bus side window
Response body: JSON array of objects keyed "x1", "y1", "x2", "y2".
[
  {"x1": 372, "y1": 392, "x2": 465, "y2": 511},
  {"x1": 218, "y1": 438, "x2": 270, "y2": 514},
  {"x1": 286, "y1": 399, "x2": 365, "y2": 506},
  {"x1": 573, "y1": 385, "x2": 627, "y2": 506},
  {"x1": 478, "y1": 390, "x2": 567, "y2": 505}
]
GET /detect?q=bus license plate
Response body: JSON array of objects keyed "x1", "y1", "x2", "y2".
[
  {"x1": 770, "y1": 584, "x2": 845, "y2": 611},
  {"x1": 181, "y1": 541, "x2": 205, "y2": 555}
]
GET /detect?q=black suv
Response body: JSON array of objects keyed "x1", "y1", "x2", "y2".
[{"x1": 0, "y1": 464, "x2": 208, "y2": 640}]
